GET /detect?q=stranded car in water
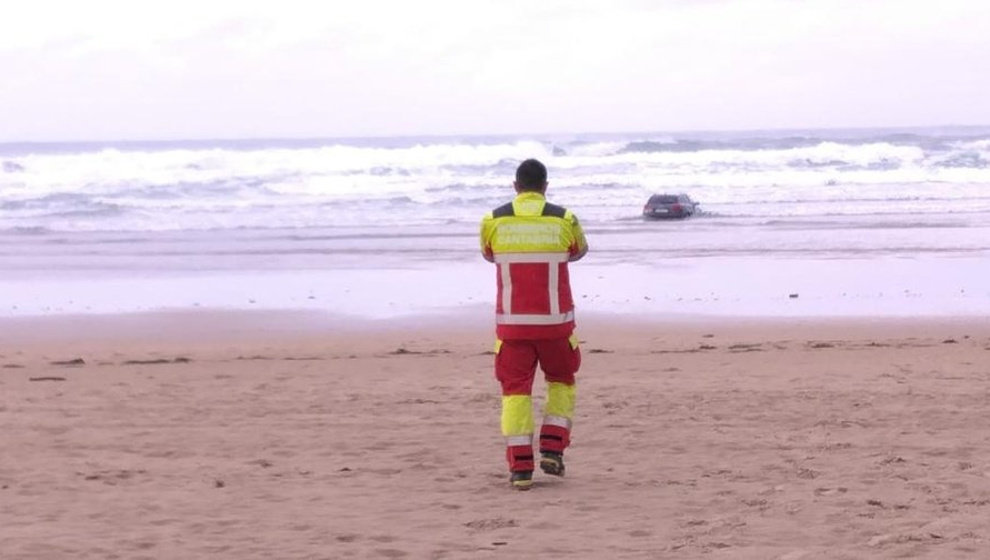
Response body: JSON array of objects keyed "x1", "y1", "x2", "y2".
[{"x1": 642, "y1": 194, "x2": 699, "y2": 219}]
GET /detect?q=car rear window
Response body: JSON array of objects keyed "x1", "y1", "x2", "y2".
[{"x1": 649, "y1": 195, "x2": 679, "y2": 204}]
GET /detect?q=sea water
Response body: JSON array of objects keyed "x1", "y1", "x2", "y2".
[{"x1": 1, "y1": 127, "x2": 989, "y2": 318}]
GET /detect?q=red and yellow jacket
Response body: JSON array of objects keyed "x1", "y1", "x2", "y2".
[{"x1": 480, "y1": 191, "x2": 588, "y2": 339}]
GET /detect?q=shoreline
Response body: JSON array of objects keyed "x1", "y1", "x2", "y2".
[
  {"x1": 2, "y1": 252, "x2": 988, "y2": 320},
  {"x1": 3, "y1": 307, "x2": 989, "y2": 345}
]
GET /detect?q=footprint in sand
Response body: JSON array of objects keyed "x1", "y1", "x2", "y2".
[
  {"x1": 50, "y1": 358, "x2": 85, "y2": 366},
  {"x1": 727, "y1": 343, "x2": 763, "y2": 352},
  {"x1": 121, "y1": 357, "x2": 191, "y2": 365},
  {"x1": 464, "y1": 517, "x2": 518, "y2": 531}
]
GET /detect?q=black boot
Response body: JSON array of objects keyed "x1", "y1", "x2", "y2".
[{"x1": 540, "y1": 452, "x2": 565, "y2": 477}]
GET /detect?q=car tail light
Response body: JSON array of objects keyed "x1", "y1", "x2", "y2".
[{"x1": 671, "y1": 203, "x2": 682, "y2": 212}]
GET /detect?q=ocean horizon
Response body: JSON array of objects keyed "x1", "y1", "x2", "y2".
[{"x1": 4, "y1": 122, "x2": 989, "y2": 148}]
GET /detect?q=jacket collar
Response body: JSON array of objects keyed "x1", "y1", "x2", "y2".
[{"x1": 514, "y1": 191, "x2": 546, "y2": 202}]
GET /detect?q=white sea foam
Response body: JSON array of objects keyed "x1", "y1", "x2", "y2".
[
  {"x1": 3, "y1": 130, "x2": 990, "y2": 232},
  {"x1": 2, "y1": 127, "x2": 990, "y2": 318}
]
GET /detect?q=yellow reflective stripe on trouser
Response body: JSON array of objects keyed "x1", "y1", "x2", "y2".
[
  {"x1": 545, "y1": 381, "x2": 575, "y2": 420},
  {"x1": 501, "y1": 395, "x2": 534, "y2": 437}
]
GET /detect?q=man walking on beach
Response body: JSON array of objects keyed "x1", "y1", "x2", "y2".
[{"x1": 479, "y1": 158, "x2": 588, "y2": 490}]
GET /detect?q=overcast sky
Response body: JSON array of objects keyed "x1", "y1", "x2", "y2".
[{"x1": 2, "y1": 0, "x2": 988, "y2": 141}]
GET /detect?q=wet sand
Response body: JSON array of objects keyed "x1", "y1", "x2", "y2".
[{"x1": 2, "y1": 312, "x2": 990, "y2": 559}]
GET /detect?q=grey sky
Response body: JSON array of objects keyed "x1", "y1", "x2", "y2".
[{"x1": 2, "y1": 0, "x2": 988, "y2": 141}]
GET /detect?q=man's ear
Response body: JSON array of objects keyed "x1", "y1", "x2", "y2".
[{"x1": 513, "y1": 181, "x2": 523, "y2": 193}]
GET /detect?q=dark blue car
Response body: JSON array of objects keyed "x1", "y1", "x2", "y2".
[{"x1": 643, "y1": 194, "x2": 699, "y2": 219}]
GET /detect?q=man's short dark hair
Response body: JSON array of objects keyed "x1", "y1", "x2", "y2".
[{"x1": 515, "y1": 159, "x2": 547, "y2": 191}]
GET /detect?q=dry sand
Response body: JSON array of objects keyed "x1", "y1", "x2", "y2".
[{"x1": 2, "y1": 312, "x2": 990, "y2": 559}]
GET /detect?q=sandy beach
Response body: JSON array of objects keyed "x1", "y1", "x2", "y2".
[{"x1": 2, "y1": 311, "x2": 990, "y2": 559}]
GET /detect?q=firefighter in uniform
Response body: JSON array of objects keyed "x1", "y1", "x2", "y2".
[{"x1": 479, "y1": 158, "x2": 588, "y2": 490}]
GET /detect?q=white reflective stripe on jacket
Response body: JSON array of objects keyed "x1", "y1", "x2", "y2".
[{"x1": 496, "y1": 311, "x2": 575, "y2": 325}]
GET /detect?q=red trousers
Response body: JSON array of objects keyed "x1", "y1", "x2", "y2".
[
  {"x1": 495, "y1": 337, "x2": 580, "y2": 395},
  {"x1": 496, "y1": 337, "x2": 581, "y2": 472}
]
